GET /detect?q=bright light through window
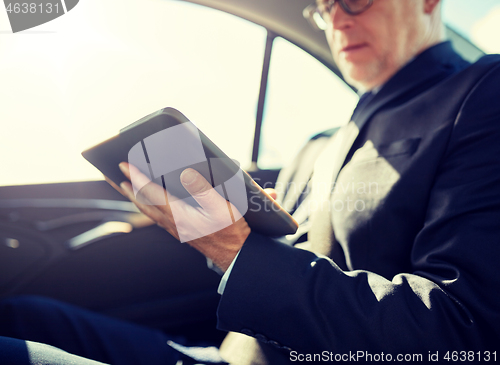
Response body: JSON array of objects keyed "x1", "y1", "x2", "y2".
[
  {"x1": 259, "y1": 37, "x2": 358, "y2": 170},
  {"x1": 0, "y1": 0, "x2": 266, "y2": 186},
  {"x1": 443, "y1": 0, "x2": 500, "y2": 54}
]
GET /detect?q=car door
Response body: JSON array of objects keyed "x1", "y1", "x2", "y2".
[
  {"x1": 0, "y1": 0, "x2": 267, "y2": 342},
  {"x1": 0, "y1": 0, "x2": 488, "y2": 344}
]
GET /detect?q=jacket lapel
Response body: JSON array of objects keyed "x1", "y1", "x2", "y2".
[
  {"x1": 354, "y1": 41, "x2": 469, "y2": 131},
  {"x1": 308, "y1": 121, "x2": 360, "y2": 255},
  {"x1": 307, "y1": 41, "x2": 469, "y2": 256}
]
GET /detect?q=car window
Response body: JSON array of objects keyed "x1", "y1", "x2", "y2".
[
  {"x1": 258, "y1": 37, "x2": 358, "y2": 169},
  {"x1": 443, "y1": 0, "x2": 500, "y2": 54},
  {"x1": 0, "y1": 0, "x2": 266, "y2": 186},
  {"x1": 1, "y1": 0, "x2": 497, "y2": 187},
  {"x1": 258, "y1": 0, "x2": 500, "y2": 170}
]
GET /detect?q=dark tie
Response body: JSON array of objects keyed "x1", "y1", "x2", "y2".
[
  {"x1": 351, "y1": 91, "x2": 374, "y2": 122},
  {"x1": 307, "y1": 92, "x2": 373, "y2": 256}
]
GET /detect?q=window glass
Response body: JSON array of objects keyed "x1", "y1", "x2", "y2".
[
  {"x1": 443, "y1": 0, "x2": 500, "y2": 54},
  {"x1": 258, "y1": 37, "x2": 358, "y2": 169},
  {"x1": 0, "y1": 0, "x2": 266, "y2": 186}
]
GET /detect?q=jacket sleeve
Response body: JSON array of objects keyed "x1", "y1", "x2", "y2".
[{"x1": 216, "y1": 64, "x2": 500, "y2": 355}]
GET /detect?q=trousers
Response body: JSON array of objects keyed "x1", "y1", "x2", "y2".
[{"x1": 0, "y1": 295, "x2": 225, "y2": 365}]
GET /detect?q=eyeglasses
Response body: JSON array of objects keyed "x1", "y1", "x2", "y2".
[{"x1": 303, "y1": 0, "x2": 374, "y2": 31}]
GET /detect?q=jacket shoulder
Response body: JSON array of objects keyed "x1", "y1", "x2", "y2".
[
  {"x1": 450, "y1": 55, "x2": 500, "y2": 134},
  {"x1": 444, "y1": 54, "x2": 500, "y2": 112},
  {"x1": 465, "y1": 54, "x2": 500, "y2": 77},
  {"x1": 461, "y1": 55, "x2": 500, "y2": 103}
]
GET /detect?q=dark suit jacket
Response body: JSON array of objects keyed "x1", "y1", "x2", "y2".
[{"x1": 216, "y1": 42, "x2": 500, "y2": 363}]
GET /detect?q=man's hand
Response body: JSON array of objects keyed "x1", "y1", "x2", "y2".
[
  {"x1": 116, "y1": 162, "x2": 251, "y2": 272},
  {"x1": 264, "y1": 188, "x2": 277, "y2": 201}
]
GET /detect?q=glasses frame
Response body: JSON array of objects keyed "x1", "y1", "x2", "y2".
[
  {"x1": 303, "y1": 0, "x2": 374, "y2": 31},
  {"x1": 322, "y1": 0, "x2": 374, "y2": 16}
]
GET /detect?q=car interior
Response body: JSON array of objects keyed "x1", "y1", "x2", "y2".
[{"x1": 0, "y1": 0, "x2": 489, "y2": 350}]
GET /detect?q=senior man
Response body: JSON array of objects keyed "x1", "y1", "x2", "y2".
[
  {"x1": 118, "y1": 0, "x2": 500, "y2": 361},
  {"x1": 1, "y1": 0, "x2": 499, "y2": 364}
]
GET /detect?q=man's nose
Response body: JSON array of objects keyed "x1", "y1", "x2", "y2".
[{"x1": 330, "y1": 2, "x2": 354, "y2": 30}]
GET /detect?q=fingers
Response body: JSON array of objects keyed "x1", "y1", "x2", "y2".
[
  {"x1": 119, "y1": 162, "x2": 170, "y2": 207},
  {"x1": 119, "y1": 180, "x2": 180, "y2": 239},
  {"x1": 118, "y1": 163, "x2": 235, "y2": 242},
  {"x1": 104, "y1": 175, "x2": 126, "y2": 197},
  {"x1": 180, "y1": 168, "x2": 229, "y2": 214},
  {"x1": 119, "y1": 162, "x2": 131, "y2": 179},
  {"x1": 119, "y1": 162, "x2": 152, "y2": 199},
  {"x1": 118, "y1": 162, "x2": 180, "y2": 239},
  {"x1": 264, "y1": 188, "x2": 278, "y2": 200}
]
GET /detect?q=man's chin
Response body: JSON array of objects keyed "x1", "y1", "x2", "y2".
[
  {"x1": 338, "y1": 63, "x2": 381, "y2": 90},
  {"x1": 340, "y1": 70, "x2": 371, "y2": 90}
]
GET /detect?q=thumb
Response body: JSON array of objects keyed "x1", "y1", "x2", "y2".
[{"x1": 180, "y1": 168, "x2": 227, "y2": 213}]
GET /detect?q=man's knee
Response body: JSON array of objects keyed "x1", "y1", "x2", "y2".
[
  {"x1": 0, "y1": 295, "x2": 69, "y2": 338},
  {"x1": 0, "y1": 335, "x2": 108, "y2": 365},
  {"x1": 0, "y1": 295, "x2": 63, "y2": 317}
]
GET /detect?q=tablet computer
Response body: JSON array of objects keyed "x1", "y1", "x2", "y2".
[{"x1": 82, "y1": 107, "x2": 298, "y2": 237}]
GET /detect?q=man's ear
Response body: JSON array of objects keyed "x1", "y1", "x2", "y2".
[{"x1": 423, "y1": 0, "x2": 441, "y2": 15}]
